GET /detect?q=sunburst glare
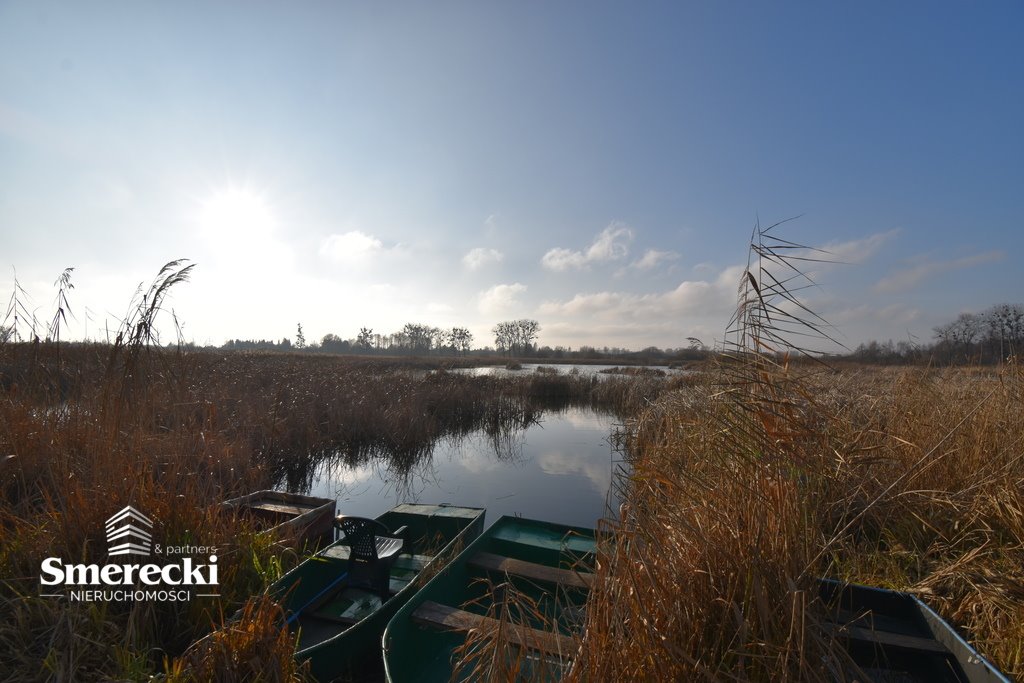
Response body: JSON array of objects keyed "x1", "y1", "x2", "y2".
[{"x1": 197, "y1": 187, "x2": 276, "y2": 245}]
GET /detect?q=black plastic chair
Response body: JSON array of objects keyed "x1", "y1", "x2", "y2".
[{"x1": 334, "y1": 516, "x2": 405, "y2": 599}]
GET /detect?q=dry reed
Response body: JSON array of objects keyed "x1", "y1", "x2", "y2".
[{"x1": 565, "y1": 224, "x2": 1023, "y2": 680}]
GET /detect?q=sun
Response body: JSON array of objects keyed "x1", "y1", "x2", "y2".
[{"x1": 197, "y1": 187, "x2": 276, "y2": 244}]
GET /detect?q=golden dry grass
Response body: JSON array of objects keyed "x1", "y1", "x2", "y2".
[
  {"x1": 165, "y1": 595, "x2": 309, "y2": 683},
  {"x1": 568, "y1": 364, "x2": 1024, "y2": 681}
]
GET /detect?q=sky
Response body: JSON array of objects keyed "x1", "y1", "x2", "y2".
[{"x1": 1, "y1": 1, "x2": 1021, "y2": 352}]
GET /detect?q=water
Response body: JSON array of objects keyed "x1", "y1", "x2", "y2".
[
  {"x1": 303, "y1": 406, "x2": 622, "y2": 530},
  {"x1": 453, "y1": 362, "x2": 679, "y2": 378}
]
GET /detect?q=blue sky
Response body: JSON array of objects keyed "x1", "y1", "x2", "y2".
[{"x1": 1, "y1": 1, "x2": 1021, "y2": 350}]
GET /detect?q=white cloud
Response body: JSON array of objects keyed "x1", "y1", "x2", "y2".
[
  {"x1": 478, "y1": 282, "x2": 527, "y2": 315},
  {"x1": 536, "y1": 449, "x2": 612, "y2": 494},
  {"x1": 816, "y1": 229, "x2": 900, "y2": 264},
  {"x1": 540, "y1": 264, "x2": 743, "y2": 321},
  {"x1": 586, "y1": 223, "x2": 633, "y2": 261},
  {"x1": 874, "y1": 250, "x2": 1005, "y2": 293},
  {"x1": 462, "y1": 247, "x2": 504, "y2": 271},
  {"x1": 541, "y1": 223, "x2": 634, "y2": 271},
  {"x1": 540, "y1": 247, "x2": 586, "y2": 271},
  {"x1": 629, "y1": 249, "x2": 679, "y2": 270},
  {"x1": 319, "y1": 231, "x2": 384, "y2": 263}
]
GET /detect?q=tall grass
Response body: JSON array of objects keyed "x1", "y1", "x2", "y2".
[
  {"x1": 565, "y1": 224, "x2": 1023, "y2": 680},
  {"x1": 164, "y1": 596, "x2": 308, "y2": 683},
  {"x1": 570, "y1": 224, "x2": 846, "y2": 680}
]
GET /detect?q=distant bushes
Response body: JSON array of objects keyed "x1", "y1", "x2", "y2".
[{"x1": 598, "y1": 366, "x2": 667, "y2": 377}]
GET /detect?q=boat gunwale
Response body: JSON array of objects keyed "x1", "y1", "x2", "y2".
[
  {"x1": 221, "y1": 489, "x2": 336, "y2": 540},
  {"x1": 287, "y1": 504, "x2": 486, "y2": 659},
  {"x1": 382, "y1": 514, "x2": 597, "y2": 683},
  {"x1": 818, "y1": 577, "x2": 1011, "y2": 683}
]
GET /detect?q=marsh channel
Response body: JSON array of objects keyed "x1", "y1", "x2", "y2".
[{"x1": 283, "y1": 364, "x2": 665, "y2": 529}]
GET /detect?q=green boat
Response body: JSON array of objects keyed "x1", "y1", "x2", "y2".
[
  {"x1": 382, "y1": 516, "x2": 597, "y2": 682},
  {"x1": 270, "y1": 503, "x2": 485, "y2": 682}
]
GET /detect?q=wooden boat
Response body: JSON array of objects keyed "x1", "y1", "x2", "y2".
[
  {"x1": 382, "y1": 516, "x2": 596, "y2": 683},
  {"x1": 819, "y1": 578, "x2": 1010, "y2": 682},
  {"x1": 221, "y1": 490, "x2": 335, "y2": 548},
  {"x1": 271, "y1": 503, "x2": 485, "y2": 681}
]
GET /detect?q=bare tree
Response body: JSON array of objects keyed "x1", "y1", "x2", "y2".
[
  {"x1": 984, "y1": 303, "x2": 1024, "y2": 359},
  {"x1": 493, "y1": 319, "x2": 540, "y2": 357},
  {"x1": 356, "y1": 327, "x2": 374, "y2": 350},
  {"x1": 401, "y1": 323, "x2": 440, "y2": 353},
  {"x1": 492, "y1": 321, "x2": 514, "y2": 356},
  {"x1": 448, "y1": 327, "x2": 473, "y2": 355},
  {"x1": 515, "y1": 319, "x2": 540, "y2": 356},
  {"x1": 934, "y1": 312, "x2": 983, "y2": 362}
]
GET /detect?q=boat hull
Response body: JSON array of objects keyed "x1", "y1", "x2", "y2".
[
  {"x1": 819, "y1": 578, "x2": 1009, "y2": 682},
  {"x1": 271, "y1": 503, "x2": 486, "y2": 681},
  {"x1": 222, "y1": 489, "x2": 335, "y2": 548},
  {"x1": 383, "y1": 515, "x2": 596, "y2": 683}
]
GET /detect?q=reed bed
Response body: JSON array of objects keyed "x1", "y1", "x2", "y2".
[
  {"x1": 597, "y1": 366, "x2": 668, "y2": 377},
  {"x1": 572, "y1": 369, "x2": 843, "y2": 681},
  {"x1": 565, "y1": 224, "x2": 1023, "y2": 681},
  {"x1": 569, "y1": 365, "x2": 1024, "y2": 680}
]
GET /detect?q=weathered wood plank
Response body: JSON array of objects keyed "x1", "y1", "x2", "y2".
[
  {"x1": 824, "y1": 621, "x2": 950, "y2": 654},
  {"x1": 250, "y1": 502, "x2": 314, "y2": 516},
  {"x1": 468, "y1": 551, "x2": 593, "y2": 589},
  {"x1": 412, "y1": 601, "x2": 576, "y2": 656}
]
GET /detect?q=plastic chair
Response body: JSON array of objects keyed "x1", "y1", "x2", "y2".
[{"x1": 334, "y1": 516, "x2": 405, "y2": 599}]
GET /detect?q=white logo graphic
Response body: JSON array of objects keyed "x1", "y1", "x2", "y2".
[
  {"x1": 105, "y1": 506, "x2": 153, "y2": 556},
  {"x1": 40, "y1": 505, "x2": 218, "y2": 602}
]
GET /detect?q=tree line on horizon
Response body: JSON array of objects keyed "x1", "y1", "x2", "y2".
[
  {"x1": 4, "y1": 263, "x2": 1020, "y2": 366},
  {"x1": 218, "y1": 318, "x2": 711, "y2": 363},
  {"x1": 217, "y1": 303, "x2": 1024, "y2": 366},
  {"x1": 845, "y1": 303, "x2": 1023, "y2": 365}
]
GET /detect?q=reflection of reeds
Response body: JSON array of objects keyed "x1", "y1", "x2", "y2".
[{"x1": 483, "y1": 397, "x2": 539, "y2": 463}]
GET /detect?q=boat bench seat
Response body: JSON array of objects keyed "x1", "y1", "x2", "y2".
[
  {"x1": 411, "y1": 600, "x2": 577, "y2": 656},
  {"x1": 823, "y1": 620, "x2": 950, "y2": 654},
  {"x1": 306, "y1": 611, "x2": 361, "y2": 626},
  {"x1": 468, "y1": 552, "x2": 594, "y2": 590},
  {"x1": 250, "y1": 502, "x2": 315, "y2": 516}
]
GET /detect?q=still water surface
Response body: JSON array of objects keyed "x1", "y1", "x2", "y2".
[
  {"x1": 454, "y1": 362, "x2": 678, "y2": 378},
  {"x1": 304, "y1": 406, "x2": 621, "y2": 530}
]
